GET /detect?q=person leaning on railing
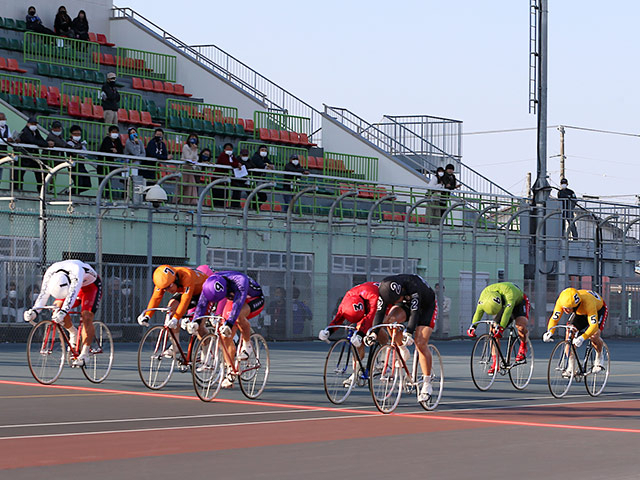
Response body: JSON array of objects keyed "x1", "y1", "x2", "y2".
[
  {"x1": 124, "y1": 127, "x2": 145, "y2": 157},
  {"x1": 144, "y1": 128, "x2": 171, "y2": 181},
  {"x1": 215, "y1": 143, "x2": 242, "y2": 209},
  {"x1": 13, "y1": 116, "x2": 48, "y2": 191},
  {"x1": 66, "y1": 125, "x2": 92, "y2": 195},
  {"x1": 282, "y1": 154, "x2": 309, "y2": 212},
  {"x1": 178, "y1": 133, "x2": 200, "y2": 206},
  {"x1": 246, "y1": 145, "x2": 274, "y2": 209}
]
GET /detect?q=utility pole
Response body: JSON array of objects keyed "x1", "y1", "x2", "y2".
[
  {"x1": 526, "y1": 172, "x2": 532, "y2": 198},
  {"x1": 558, "y1": 125, "x2": 565, "y2": 180}
]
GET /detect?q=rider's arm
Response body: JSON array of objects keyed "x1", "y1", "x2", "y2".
[
  {"x1": 60, "y1": 263, "x2": 83, "y2": 312},
  {"x1": 328, "y1": 305, "x2": 344, "y2": 327},
  {"x1": 144, "y1": 287, "x2": 165, "y2": 317},
  {"x1": 225, "y1": 276, "x2": 248, "y2": 326},
  {"x1": 471, "y1": 304, "x2": 485, "y2": 326},
  {"x1": 174, "y1": 286, "x2": 194, "y2": 320},
  {"x1": 405, "y1": 293, "x2": 421, "y2": 334},
  {"x1": 372, "y1": 296, "x2": 387, "y2": 328},
  {"x1": 499, "y1": 293, "x2": 517, "y2": 328},
  {"x1": 358, "y1": 290, "x2": 379, "y2": 334},
  {"x1": 32, "y1": 267, "x2": 54, "y2": 310},
  {"x1": 547, "y1": 300, "x2": 564, "y2": 333},
  {"x1": 193, "y1": 293, "x2": 210, "y2": 321}
]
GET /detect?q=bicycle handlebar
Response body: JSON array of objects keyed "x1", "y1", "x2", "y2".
[
  {"x1": 326, "y1": 325, "x2": 356, "y2": 332},
  {"x1": 547, "y1": 324, "x2": 578, "y2": 334},
  {"x1": 366, "y1": 323, "x2": 406, "y2": 335}
]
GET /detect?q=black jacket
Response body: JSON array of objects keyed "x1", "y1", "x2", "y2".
[
  {"x1": 442, "y1": 172, "x2": 457, "y2": 190},
  {"x1": 54, "y1": 12, "x2": 73, "y2": 35},
  {"x1": 557, "y1": 187, "x2": 577, "y2": 216},
  {"x1": 99, "y1": 136, "x2": 124, "y2": 155},
  {"x1": 248, "y1": 152, "x2": 271, "y2": 170},
  {"x1": 101, "y1": 82, "x2": 120, "y2": 112},
  {"x1": 17, "y1": 125, "x2": 48, "y2": 148},
  {"x1": 71, "y1": 16, "x2": 89, "y2": 36}
]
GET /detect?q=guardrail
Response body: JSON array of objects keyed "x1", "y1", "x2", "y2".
[
  {"x1": 24, "y1": 31, "x2": 100, "y2": 70},
  {"x1": 0, "y1": 72, "x2": 41, "y2": 96},
  {"x1": 166, "y1": 98, "x2": 238, "y2": 123},
  {"x1": 323, "y1": 152, "x2": 378, "y2": 182},
  {"x1": 253, "y1": 111, "x2": 312, "y2": 137},
  {"x1": 237, "y1": 141, "x2": 307, "y2": 170},
  {"x1": 139, "y1": 128, "x2": 216, "y2": 158},
  {"x1": 37, "y1": 116, "x2": 111, "y2": 151},
  {"x1": 115, "y1": 46, "x2": 177, "y2": 82}
]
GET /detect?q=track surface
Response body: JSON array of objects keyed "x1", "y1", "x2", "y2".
[{"x1": 1, "y1": 339, "x2": 639, "y2": 479}]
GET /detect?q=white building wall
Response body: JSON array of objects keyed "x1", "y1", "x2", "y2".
[
  {"x1": 4, "y1": 0, "x2": 113, "y2": 37},
  {"x1": 109, "y1": 17, "x2": 266, "y2": 119}
]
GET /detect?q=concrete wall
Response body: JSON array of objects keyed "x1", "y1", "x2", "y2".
[
  {"x1": 109, "y1": 17, "x2": 267, "y2": 119},
  {"x1": 321, "y1": 114, "x2": 430, "y2": 188},
  {"x1": 4, "y1": 0, "x2": 113, "y2": 37}
]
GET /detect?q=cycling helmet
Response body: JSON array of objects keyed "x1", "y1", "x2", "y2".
[
  {"x1": 558, "y1": 287, "x2": 580, "y2": 309},
  {"x1": 378, "y1": 280, "x2": 403, "y2": 304},
  {"x1": 478, "y1": 290, "x2": 503, "y2": 316},
  {"x1": 202, "y1": 274, "x2": 228, "y2": 303},
  {"x1": 196, "y1": 264, "x2": 214, "y2": 277},
  {"x1": 153, "y1": 265, "x2": 176, "y2": 290},
  {"x1": 48, "y1": 271, "x2": 71, "y2": 299}
]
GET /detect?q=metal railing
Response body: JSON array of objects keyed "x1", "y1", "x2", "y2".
[
  {"x1": 237, "y1": 141, "x2": 307, "y2": 170},
  {"x1": 24, "y1": 31, "x2": 100, "y2": 70},
  {"x1": 115, "y1": 46, "x2": 177, "y2": 82},
  {"x1": 0, "y1": 72, "x2": 41, "y2": 96},
  {"x1": 110, "y1": 6, "x2": 323, "y2": 145},
  {"x1": 139, "y1": 128, "x2": 216, "y2": 159},
  {"x1": 253, "y1": 111, "x2": 312, "y2": 137},
  {"x1": 323, "y1": 151, "x2": 378, "y2": 182},
  {"x1": 166, "y1": 98, "x2": 238, "y2": 123},
  {"x1": 37, "y1": 116, "x2": 112, "y2": 151}
]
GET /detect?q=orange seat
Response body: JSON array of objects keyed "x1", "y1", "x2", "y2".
[
  {"x1": 174, "y1": 84, "x2": 191, "y2": 97},
  {"x1": 128, "y1": 110, "x2": 142, "y2": 125},
  {"x1": 258, "y1": 128, "x2": 270, "y2": 141},
  {"x1": 67, "y1": 100, "x2": 81, "y2": 117},
  {"x1": 6, "y1": 58, "x2": 26, "y2": 73},
  {"x1": 92, "y1": 104, "x2": 104, "y2": 120},
  {"x1": 152, "y1": 80, "x2": 164, "y2": 93},
  {"x1": 88, "y1": 32, "x2": 98, "y2": 43},
  {"x1": 140, "y1": 111, "x2": 160, "y2": 127},
  {"x1": 131, "y1": 77, "x2": 143, "y2": 90},
  {"x1": 163, "y1": 82, "x2": 175, "y2": 95},
  {"x1": 117, "y1": 108, "x2": 129, "y2": 123},
  {"x1": 80, "y1": 102, "x2": 93, "y2": 119},
  {"x1": 142, "y1": 79, "x2": 153, "y2": 91},
  {"x1": 102, "y1": 54, "x2": 116, "y2": 66}
]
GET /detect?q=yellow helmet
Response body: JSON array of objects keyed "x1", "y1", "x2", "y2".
[
  {"x1": 558, "y1": 288, "x2": 581, "y2": 309},
  {"x1": 153, "y1": 265, "x2": 176, "y2": 290}
]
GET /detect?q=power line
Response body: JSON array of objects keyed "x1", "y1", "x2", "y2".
[{"x1": 562, "y1": 125, "x2": 640, "y2": 138}]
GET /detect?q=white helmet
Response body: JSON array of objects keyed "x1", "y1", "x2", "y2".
[{"x1": 48, "y1": 271, "x2": 71, "y2": 299}]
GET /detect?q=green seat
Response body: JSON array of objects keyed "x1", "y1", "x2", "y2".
[
  {"x1": 0, "y1": 18, "x2": 4, "y2": 29},
  {"x1": 0, "y1": 92, "x2": 8, "y2": 102},
  {"x1": 21, "y1": 96, "x2": 36, "y2": 110},
  {"x1": 49, "y1": 64, "x2": 61, "y2": 77},
  {"x1": 235, "y1": 124, "x2": 247, "y2": 137},
  {"x1": 213, "y1": 121, "x2": 224, "y2": 135},
  {"x1": 36, "y1": 63, "x2": 50, "y2": 76},
  {"x1": 156, "y1": 106, "x2": 166, "y2": 120},
  {"x1": 15, "y1": 20, "x2": 26, "y2": 31},
  {"x1": 167, "y1": 115, "x2": 181, "y2": 130},
  {"x1": 60, "y1": 66, "x2": 73, "y2": 79},
  {"x1": 202, "y1": 121, "x2": 214, "y2": 135},
  {"x1": 8, "y1": 93, "x2": 21, "y2": 108},
  {"x1": 9, "y1": 38, "x2": 21, "y2": 51},
  {"x1": 192, "y1": 118, "x2": 204, "y2": 133},
  {"x1": 4, "y1": 18, "x2": 16, "y2": 30},
  {"x1": 35, "y1": 97, "x2": 49, "y2": 113},
  {"x1": 145, "y1": 100, "x2": 157, "y2": 118},
  {"x1": 180, "y1": 117, "x2": 193, "y2": 131},
  {"x1": 95, "y1": 71, "x2": 105, "y2": 84},
  {"x1": 72, "y1": 68, "x2": 85, "y2": 82},
  {"x1": 224, "y1": 123, "x2": 235, "y2": 136},
  {"x1": 0, "y1": 37, "x2": 7, "y2": 50}
]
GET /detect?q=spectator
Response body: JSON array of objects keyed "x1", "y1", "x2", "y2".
[
  {"x1": 427, "y1": 166, "x2": 446, "y2": 224},
  {"x1": 26, "y1": 6, "x2": 54, "y2": 35},
  {"x1": 123, "y1": 127, "x2": 145, "y2": 157},
  {"x1": 143, "y1": 128, "x2": 170, "y2": 181},
  {"x1": 558, "y1": 178, "x2": 579, "y2": 239},
  {"x1": 98, "y1": 125, "x2": 124, "y2": 176},
  {"x1": 215, "y1": 143, "x2": 242, "y2": 208},
  {"x1": 292, "y1": 286, "x2": 312, "y2": 336},
  {"x1": 71, "y1": 10, "x2": 89, "y2": 41},
  {"x1": 0, "y1": 112, "x2": 13, "y2": 154},
  {"x1": 54, "y1": 6, "x2": 73, "y2": 37},
  {"x1": 434, "y1": 283, "x2": 451, "y2": 338},
  {"x1": 66, "y1": 124, "x2": 91, "y2": 194},
  {"x1": 101, "y1": 72, "x2": 120, "y2": 126},
  {"x1": 282, "y1": 154, "x2": 309, "y2": 211},
  {"x1": 119, "y1": 280, "x2": 141, "y2": 324},
  {"x1": 1, "y1": 281, "x2": 23, "y2": 323},
  {"x1": 178, "y1": 133, "x2": 199, "y2": 205},
  {"x1": 15, "y1": 116, "x2": 48, "y2": 191},
  {"x1": 247, "y1": 144, "x2": 274, "y2": 208},
  {"x1": 442, "y1": 163, "x2": 460, "y2": 191},
  {"x1": 266, "y1": 287, "x2": 286, "y2": 340},
  {"x1": 199, "y1": 147, "x2": 212, "y2": 164},
  {"x1": 45, "y1": 120, "x2": 66, "y2": 148}
]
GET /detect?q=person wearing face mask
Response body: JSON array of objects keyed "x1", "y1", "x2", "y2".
[
  {"x1": 143, "y1": 128, "x2": 170, "y2": 180},
  {"x1": 1, "y1": 282, "x2": 24, "y2": 323},
  {"x1": 178, "y1": 133, "x2": 199, "y2": 205},
  {"x1": 15, "y1": 116, "x2": 48, "y2": 191},
  {"x1": 0, "y1": 112, "x2": 13, "y2": 154},
  {"x1": 124, "y1": 127, "x2": 145, "y2": 157},
  {"x1": 282, "y1": 154, "x2": 309, "y2": 212},
  {"x1": 98, "y1": 126, "x2": 125, "y2": 195},
  {"x1": 246, "y1": 145, "x2": 274, "y2": 209},
  {"x1": 67, "y1": 125, "x2": 91, "y2": 195},
  {"x1": 71, "y1": 10, "x2": 89, "y2": 41},
  {"x1": 215, "y1": 143, "x2": 243, "y2": 208},
  {"x1": 558, "y1": 178, "x2": 579, "y2": 238},
  {"x1": 54, "y1": 6, "x2": 73, "y2": 37},
  {"x1": 101, "y1": 72, "x2": 120, "y2": 126},
  {"x1": 26, "y1": 6, "x2": 55, "y2": 35},
  {"x1": 45, "y1": 120, "x2": 67, "y2": 151}
]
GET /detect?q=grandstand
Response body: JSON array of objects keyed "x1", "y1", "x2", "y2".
[{"x1": 1, "y1": 1, "x2": 640, "y2": 343}]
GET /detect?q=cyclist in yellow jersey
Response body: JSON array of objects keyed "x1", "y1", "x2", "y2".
[{"x1": 543, "y1": 288, "x2": 608, "y2": 373}]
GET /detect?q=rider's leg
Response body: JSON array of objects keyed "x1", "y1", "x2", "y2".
[
  {"x1": 236, "y1": 303, "x2": 252, "y2": 346},
  {"x1": 54, "y1": 299, "x2": 78, "y2": 349},
  {"x1": 415, "y1": 325, "x2": 432, "y2": 378},
  {"x1": 385, "y1": 306, "x2": 409, "y2": 365},
  {"x1": 515, "y1": 316, "x2": 529, "y2": 342},
  {"x1": 166, "y1": 298, "x2": 180, "y2": 346}
]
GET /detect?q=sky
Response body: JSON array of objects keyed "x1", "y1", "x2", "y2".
[{"x1": 122, "y1": 0, "x2": 640, "y2": 202}]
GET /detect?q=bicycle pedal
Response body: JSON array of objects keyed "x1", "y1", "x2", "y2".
[{"x1": 178, "y1": 364, "x2": 189, "y2": 373}]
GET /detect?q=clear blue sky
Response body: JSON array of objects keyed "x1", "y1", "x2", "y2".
[{"x1": 123, "y1": 0, "x2": 640, "y2": 201}]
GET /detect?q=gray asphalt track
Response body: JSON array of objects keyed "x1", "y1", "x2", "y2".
[{"x1": 1, "y1": 338, "x2": 639, "y2": 479}]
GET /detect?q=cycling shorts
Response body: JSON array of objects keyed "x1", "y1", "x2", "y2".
[
  {"x1": 511, "y1": 294, "x2": 530, "y2": 321},
  {"x1": 69, "y1": 276, "x2": 102, "y2": 313},
  {"x1": 171, "y1": 292, "x2": 201, "y2": 311},
  {"x1": 221, "y1": 295, "x2": 265, "y2": 321},
  {"x1": 398, "y1": 299, "x2": 437, "y2": 329},
  {"x1": 570, "y1": 304, "x2": 608, "y2": 335}
]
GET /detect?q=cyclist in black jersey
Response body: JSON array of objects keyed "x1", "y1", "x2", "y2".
[{"x1": 366, "y1": 274, "x2": 438, "y2": 402}]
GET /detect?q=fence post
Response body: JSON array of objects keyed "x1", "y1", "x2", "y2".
[
  {"x1": 242, "y1": 182, "x2": 276, "y2": 273},
  {"x1": 194, "y1": 177, "x2": 231, "y2": 265},
  {"x1": 367, "y1": 195, "x2": 396, "y2": 282}
]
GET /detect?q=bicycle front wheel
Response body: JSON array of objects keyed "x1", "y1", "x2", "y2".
[
  {"x1": 137, "y1": 325, "x2": 175, "y2": 390},
  {"x1": 369, "y1": 345, "x2": 403, "y2": 414},
  {"x1": 508, "y1": 336, "x2": 534, "y2": 390},
  {"x1": 27, "y1": 320, "x2": 66, "y2": 385},
  {"x1": 323, "y1": 339, "x2": 357, "y2": 404},
  {"x1": 82, "y1": 322, "x2": 114, "y2": 384},
  {"x1": 238, "y1": 333, "x2": 270, "y2": 399},
  {"x1": 470, "y1": 334, "x2": 498, "y2": 391},
  {"x1": 192, "y1": 333, "x2": 225, "y2": 402},
  {"x1": 548, "y1": 340, "x2": 574, "y2": 398},
  {"x1": 584, "y1": 341, "x2": 610, "y2": 397},
  {"x1": 419, "y1": 344, "x2": 444, "y2": 411}
]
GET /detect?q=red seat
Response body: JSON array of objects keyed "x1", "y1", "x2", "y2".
[
  {"x1": 152, "y1": 80, "x2": 164, "y2": 93},
  {"x1": 358, "y1": 186, "x2": 376, "y2": 199},
  {"x1": 39, "y1": 85, "x2": 47, "y2": 98},
  {"x1": 288, "y1": 132, "x2": 301, "y2": 145},
  {"x1": 88, "y1": 32, "x2": 98, "y2": 43},
  {"x1": 244, "y1": 119, "x2": 254, "y2": 132},
  {"x1": 306, "y1": 156, "x2": 316, "y2": 169},
  {"x1": 258, "y1": 128, "x2": 270, "y2": 141},
  {"x1": 163, "y1": 82, "x2": 175, "y2": 95},
  {"x1": 140, "y1": 111, "x2": 160, "y2": 127},
  {"x1": 237, "y1": 118, "x2": 245, "y2": 129},
  {"x1": 142, "y1": 79, "x2": 153, "y2": 91},
  {"x1": 131, "y1": 77, "x2": 143, "y2": 90},
  {"x1": 314, "y1": 157, "x2": 324, "y2": 170},
  {"x1": 0, "y1": 58, "x2": 8, "y2": 71},
  {"x1": 279, "y1": 131, "x2": 291, "y2": 143},
  {"x1": 383, "y1": 213, "x2": 406, "y2": 222},
  {"x1": 260, "y1": 202, "x2": 283, "y2": 212},
  {"x1": 92, "y1": 104, "x2": 104, "y2": 120},
  {"x1": 80, "y1": 102, "x2": 93, "y2": 119},
  {"x1": 6, "y1": 59, "x2": 26, "y2": 73},
  {"x1": 223, "y1": 116, "x2": 234, "y2": 124},
  {"x1": 67, "y1": 100, "x2": 81, "y2": 117},
  {"x1": 299, "y1": 133, "x2": 317, "y2": 147},
  {"x1": 96, "y1": 33, "x2": 115, "y2": 47},
  {"x1": 174, "y1": 84, "x2": 191, "y2": 97},
  {"x1": 117, "y1": 108, "x2": 129, "y2": 123},
  {"x1": 120, "y1": 133, "x2": 128, "y2": 145},
  {"x1": 268, "y1": 129, "x2": 280, "y2": 142},
  {"x1": 102, "y1": 54, "x2": 116, "y2": 66},
  {"x1": 214, "y1": 109, "x2": 223, "y2": 123},
  {"x1": 92, "y1": 52, "x2": 100, "y2": 64},
  {"x1": 128, "y1": 110, "x2": 142, "y2": 125}
]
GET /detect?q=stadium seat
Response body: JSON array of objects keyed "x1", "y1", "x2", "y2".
[
  {"x1": 279, "y1": 131, "x2": 291, "y2": 144},
  {"x1": 244, "y1": 119, "x2": 255, "y2": 133},
  {"x1": 92, "y1": 104, "x2": 104, "y2": 120},
  {"x1": 34, "y1": 97, "x2": 49, "y2": 113},
  {"x1": 180, "y1": 117, "x2": 193, "y2": 131},
  {"x1": 258, "y1": 128, "x2": 270, "y2": 141},
  {"x1": 168, "y1": 115, "x2": 181, "y2": 130},
  {"x1": 95, "y1": 71, "x2": 106, "y2": 84},
  {"x1": 163, "y1": 82, "x2": 175, "y2": 95},
  {"x1": 80, "y1": 102, "x2": 93, "y2": 119},
  {"x1": 0, "y1": 38, "x2": 7, "y2": 50},
  {"x1": 35, "y1": 62, "x2": 49, "y2": 76},
  {"x1": 213, "y1": 121, "x2": 224, "y2": 135},
  {"x1": 39, "y1": 85, "x2": 47, "y2": 98},
  {"x1": 140, "y1": 111, "x2": 160, "y2": 127},
  {"x1": 60, "y1": 66, "x2": 73, "y2": 79},
  {"x1": 4, "y1": 19, "x2": 16, "y2": 30},
  {"x1": 49, "y1": 64, "x2": 61, "y2": 78},
  {"x1": 15, "y1": 20, "x2": 26, "y2": 31},
  {"x1": 128, "y1": 110, "x2": 142, "y2": 125},
  {"x1": 142, "y1": 79, "x2": 153, "y2": 91},
  {"x1": 96, "y1": 34, "x2": 115, "y2": 47},
  {"x1": 173, "y1": 84, "x2": 191, "y2": 97},
  {"x1": 299, "y1": 133, "x2": 317, "y2": 147},
  {"x1": 67, "y1": 99, "x2": 81, "y2": 117},
  {"x1": 152, "y1": 80, "x2": 164, "y2": 93},
  {"x1": 72, "y1": 68, "x2": 85, "y2": 82},
  {"x1": 191, "y1": 118, "x2": 204, "y2": 132},
  {"x1": 21, "y1": 95, "x2": 36, "y2": 111},
  {"x1": 288, "y1": 132, "x2": 301, "y2": 145},
  {"x1": 117, "y1": 108, "x2": 129, "y2": 123},
  {"x1": 6, "y1": 58, "x2": 26, "y2": 73},
  {"x1": 102, "y1": 54, "x2": 116, "y2": 66},
  {"x1": 314, "y1": 157, "x2": 324, "y2": 170},
  {"x1": 0, "y1": 58, "x2": 8, "y2": 72},
  {"x1": 268, "y1": 129, "x2": 280, "y2": 142},
  {"x1": 46, "y1": 87, "x2": 60, "y2": 108},
  {"x1": 9, "y1": 39, "x2": 22, "y2": 51},
  {"x1": 202, "y1": 120, "x2": 214, "y2": 135},
  {"x1": 88, "y1": 32, "x2": 99, "y2": 43},
  {"x1": 224, "y1": 123, "x2": 235, "y2": 136},
  {"x1": 234, "y1": 124, "x2": 247, "y2": 137}
]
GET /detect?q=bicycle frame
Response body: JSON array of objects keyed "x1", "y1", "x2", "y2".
[
  {"x1": 547, "y1": 324, "x2": 592, "y2": 378},
  {"x1": 367, "y1": 323, "x2": 421, "y2": 387},
  {"x1": 143, "y1": 307, "x2": 195, "y2": 366},
  {"x1": 325, "y1": 325, "x2": 371, "y2": 381},
  {"x1": 34, "y1": 306, "x2": 84, "y2": 358},
  {"x1": 473, "y1": 320, "x2": 524, "y2": 373}
]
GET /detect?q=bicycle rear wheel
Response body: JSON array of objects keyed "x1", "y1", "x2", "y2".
[
  {"x1": 470, "y1": 334, "x2": 498, "y2": 391},
  {"x1": 418, "y1": 344, "x2": 444, "y2": 411},
  {"x1": 584, "y1": 341, "x2": 610, "y2": 397},
  {"x1": 508, "y1": 336, "x2": 534, "y2": 390},
  {"x1": 239, "y1": 333, "x2": 270, "y2": 399},
  {"x1": 369, "y1": 345, "x2": 403, "y2": 414},
  {"x1": 137, "y1": 325, "x2": 175, "y2": 390},
  {"x1": 323, "y1": 338, "x2": 356, "y2": 404},
  {"x1": 548, "y1": 340, "x2": 574, "y2": 398},
  {"x1": 82, "y1": 322, "x2": 114, "y2": 384},
  {"x1": 193, "y1": 333, "x2": 225, "y2": 401},
  {"x1": 27, "y1": 320, "x2": 66, "y2": 385}
]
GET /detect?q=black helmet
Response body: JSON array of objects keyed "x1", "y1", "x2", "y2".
[{"x1": 378, "y1": 279, "x2": 403, "y2": 304}]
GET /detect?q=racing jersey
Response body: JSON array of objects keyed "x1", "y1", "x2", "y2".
[
  {"x1": 472, "y1": 282, "x2": 525, "y2": 328},
  {"x1": 547, "y1": 289, "x2": 605, "y2": 339},
  {"x1": 194, "y1": 271, "x2": 263, "y2": 326},
  {"x1": 145, "y1": 267, "x2": 208, "y2": 319},
  {"x1": 373, "y1": 274, "x2": 435, "y2": 334},
  {"x1": 328, "y1": 282, "x2": 380, "y2": 334},
  {"x1": 33, "y1": 259, "x2": 97, "y2": 313}
]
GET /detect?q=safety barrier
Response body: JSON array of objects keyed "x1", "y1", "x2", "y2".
[
  {"x1": 166, "y1": 98, "x2": 237, "y2": 123},
  {"x1": 37, "y1": 116, "x2": 112, "y2": 151},
  {"x1": 138, "y1": 128, "x2": 216, "y2": 159},
  {"x1": 115, "y1": 46, "x2": 176, "y2": 82},
  {"x1": 237, "y1": 141, "x2": 307, "y2": 170},
  {"x1": 24, "y1": 31, "x2": 100, "y2": 70},
  {"x1": 323, "y1": 151, "x2": 378, "y2": 182},
  {"x1": 0, "y1": 72, "x2": 41, "y2": 96},
  {"x1": 253, "y1": 111, "x2": 311, "y2": 137}
]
